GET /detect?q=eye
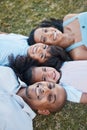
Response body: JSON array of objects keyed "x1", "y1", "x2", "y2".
[
  {"x1": 44, "y1": 29, "x2": 48, "y2": 33},
  {"x1": 43, "y1": 45, "x2": 46, "y2": 49},
  {"x1": 48, "y1": 83, "x2": 55, "y2": 89},
  {"x1": 43, "y1": 67, "x2": 46, "y2": 72},
  {"x1": 42, "y1": 76, "x2": 46, "y2": 81},
  {"x1": 37, "y1": 84, "x2": 39, "y2": 88},
  {"x1": 40, "y1": 53, "x2": 46, "y2": 60},
  {"x1": 43, "y1": 37, "x2": 46, "y2": 43},
  {"x1": 40, "y1": 53, "x2": 44, "y2": 59}
]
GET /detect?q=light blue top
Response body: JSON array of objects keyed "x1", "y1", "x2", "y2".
[
  {"x1": 0, "y1": 66, "x2": 36, "y2": 130},
  {"x1": 0, "y1": 33, "x2": 29, "y2": 65},
  {"x1": 63, "y1": 12, "x2": 87, "y2": 52}
]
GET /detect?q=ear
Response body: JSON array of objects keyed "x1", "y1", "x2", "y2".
[{"x1": 37, "y1": 109, "x2": 50, "y2": 115}]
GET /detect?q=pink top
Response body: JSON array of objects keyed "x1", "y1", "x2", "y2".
[{"x1": 60, "y1": 61, "x2": 87, "y2": 93}]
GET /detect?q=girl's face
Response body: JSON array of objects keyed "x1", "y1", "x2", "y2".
[
  {"x1": 28, "y1": 43, "x2": 51, "y2": 63},
  {"x1": 32, "y1": 66, "x2": 61, "y2": 83},
  {"x1": 34, "y1": 27, "x2": 63, "y2": 45}
]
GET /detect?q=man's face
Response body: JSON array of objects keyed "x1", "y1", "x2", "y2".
[
  {"x1": 26, "y1": 81, "x2": 66, "y2": 112},
  {"x1": 32, "y1": 66, "x2": 61, "y2": 83}
]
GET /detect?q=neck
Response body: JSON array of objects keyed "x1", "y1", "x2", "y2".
[
  {"x1": 59, "y1": 33, "x2": 74, "y2": 48},
  {"x1": 17, "y1": 87, "x2": 25, "y2": 98}
]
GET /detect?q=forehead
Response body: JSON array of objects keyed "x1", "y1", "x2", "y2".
[
  {"x1": 34, "y1": 28, "x2": 42, "y2": 42},
  {"x1": 32, "y1": 67, "x2": 52, "y2": 78}
]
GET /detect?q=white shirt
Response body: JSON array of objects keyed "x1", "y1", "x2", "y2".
[{"x1": 0, "y1": 66, "x2": 36, "y2": 130}]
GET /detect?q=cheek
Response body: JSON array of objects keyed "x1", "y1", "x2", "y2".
[
  {"x1": 47, "y1": 77, "x2": 53, "y2": 82},
  {"x1": 32, "y1": 55, "x2": 40, "y2": 61},
  {"x1": 47, "y1": 39, "x2": 53, "y2": 44}
]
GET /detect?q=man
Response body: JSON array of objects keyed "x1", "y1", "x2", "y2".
[{"x1": 0, "y1": 66, "x2": 66, "y2": 130}]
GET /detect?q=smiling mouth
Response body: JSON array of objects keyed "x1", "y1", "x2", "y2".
[
  {"x1": 53, "y1": 31, "x2": 57, "y2": 40},
  {"x1": 53, "y1": 71, "x2": 56, "y2": 80},
  {"x1": 53, "y1": 95, "x2": 56, "y2": 103},
  {"x1": 35, "y1": 84, "x2": 41, "y2": 98},
  {"x1": 35, "y1": 87, "x2": 39, "y2": 97}
]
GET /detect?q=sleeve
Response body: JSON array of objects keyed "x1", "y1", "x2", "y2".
[
  {"x1": 60, "y1": 83, "x2": 82, "y2": 103},
  {"x1": 0, "y1": 33, "x2": 28, "y2": 40},
  {"x1": 9, "y1": 33, "x2": 28, "y2": 39}
]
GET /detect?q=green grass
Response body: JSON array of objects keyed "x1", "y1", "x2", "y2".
[{"x1": 0, "y1": 0, "x2": 87, "y2": 130}]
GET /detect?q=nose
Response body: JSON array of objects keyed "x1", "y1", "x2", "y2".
[
  {"x1": 37, "y1": 46, "x2": 42, "y2": 53},
  {"x1": 42, "y1": 86, "x2": 51, "y2": 95},
  {"x1": 47, "y1": 31, "x2": 53, "y2": 38},
  {"x1": 47, "y1": 71, "x2": 54, "y2": 79}
]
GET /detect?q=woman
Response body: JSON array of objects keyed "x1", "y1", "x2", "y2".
[{"x1": 28, "y1": 12, "x2": 87, "y2": 60}]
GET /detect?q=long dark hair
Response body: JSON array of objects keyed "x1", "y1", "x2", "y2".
[
  {"x1": 8, "y1": 54, "x2": 40, "y2": 81},
  {"x1": 27, "y1": 18, "x2": 63, "y2": 46},
  {"x1": 42, "y1": 45, "x2": 72, "y2": 70}
]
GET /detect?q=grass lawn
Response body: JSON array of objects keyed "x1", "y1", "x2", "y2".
[{"x1": 0, "y1": 0, "x2": 87, "y2": 130}]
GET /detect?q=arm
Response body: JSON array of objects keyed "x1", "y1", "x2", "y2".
[
  {"x1": 80, "y1": 93, "x2": 87, "y2": 104},
  {"x1": 70, "y1": 47, "x2": 87, "y2": 60}
]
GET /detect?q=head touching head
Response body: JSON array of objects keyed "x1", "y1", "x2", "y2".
[
  {"x1": 25, "y1": 81, "x2": 66, "y2": 115},
  {"x1": 27, "y1": 18, "x2": 63, "y2": 46}
]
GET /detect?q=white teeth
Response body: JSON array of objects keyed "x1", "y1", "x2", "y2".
[
  {"x1": 53, "y1": 71, "x2": 56, "y2": 79},
  {"x1": 36, "y1": 87, "x2": 39, "y2": 96},
  {"x1": 33, "y1": 47, "x2": 35, "y2": 53},
  {"x1": 53, "y1": 32, "x2": 57, "y2": 40},
  {"x1": 33, "y1": 46, "x2": 36, "y2": 54}
]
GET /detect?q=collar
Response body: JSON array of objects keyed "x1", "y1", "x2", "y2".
[{"x1": 12, "y1": 94, "x2": 36, "y2": 119}]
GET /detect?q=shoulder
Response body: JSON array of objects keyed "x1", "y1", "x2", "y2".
[
  {"x1": 0, "y1": 66, "x2": 13, "y2": 73},
  {"x1": 69, "y1": 46, "x2": 87, "y2": 60},
  {"x1": 63, "y1": 13, "x2": 78, "y2": 21}
]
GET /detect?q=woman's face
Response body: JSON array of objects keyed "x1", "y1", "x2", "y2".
[
  {"x1": 32, "y1": 66, "x2": 61, "y2": 83},
  {"x1": 28, "y1": 43, "x2": 51, "y2": 63},
  {"x1": 34, "y1": 27, "x2": 63, "y2": 45}
]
